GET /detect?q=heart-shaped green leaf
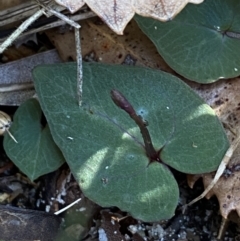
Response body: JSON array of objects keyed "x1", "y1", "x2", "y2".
[
  {"x1": 135, "y1": 0, "x2": 240, "y2": 83},
  {"x1": 3, "y1": 99, "x2": 65, "y2": 181},
  {"x1": 32, "y1": 62, "x2": 228, "y2": 221}
]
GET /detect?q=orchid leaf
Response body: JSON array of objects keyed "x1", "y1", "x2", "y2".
[{"x1": 32, "y1": 62, "x2": 228, "y2": 221}]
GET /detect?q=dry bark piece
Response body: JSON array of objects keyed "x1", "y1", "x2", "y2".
[
  {"x1": 0, "y1": 205, "x2": 61, "y2": 241},
  {"x1": 54, "y1": 0, "x2": 204, "y2": 34},
  {"x1": 0, "y1": 49, "x2": 61, "y2": 106}
]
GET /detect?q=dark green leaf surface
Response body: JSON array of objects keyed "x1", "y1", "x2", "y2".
[
  {"x1": 3, "y1": 99, "x2": 65, "y2": 181},
  {"x1": 33, "y1": 62, "x2": 228, "y2": 221},
  {"x1": 135, "y1": 0, "x2": 240, "y2": 83}
]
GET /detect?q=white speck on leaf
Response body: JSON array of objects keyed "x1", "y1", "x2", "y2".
[{"x1": 79, "y1": 207, "x2": 86, "y2": 212}]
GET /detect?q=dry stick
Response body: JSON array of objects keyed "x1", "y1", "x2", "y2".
[
  {"x1": 37, "y1": 1, "x2": 80, "y2": 29},
  {"x1": 0, "y1": 11, "x2": 96, "y2": 44},
  {"x1": 0, "y1": 8, "x2": 44, "y2": 54},
  {"x1": 0, "y1": 1, "x2": 90, "y2": 28},
  {"x1": 50, "y1": 8, "x2": 83, "y2": 106},
  {"x1": 1, "y1": 1, "x2": 84, "y2": 104},
  {"x1": 0, "y1": 0, "x2": 51, "y2": 27},
  {"x1": 0, "y1": 1, "x2": 63, "y2": 50},
  {"x1": 37, "y1": 1, "x2": 83, "y2": 106},
  {"x1": 184, "y1": 134, "x2": 240, "y2": 209},
  {"x1": 75, "y1": 28, "x2": 83, "y2": 106}
]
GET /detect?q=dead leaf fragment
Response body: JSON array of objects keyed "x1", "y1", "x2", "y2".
[
  {"x1": 203, "y1": 167, "x2": 240, "y2": 219},
  {"x1": 54, "y1": 0, "x2": 204, "y2": 34},
  {"x1": 46, "y1": 18, "x2": 172, "y2": 72},
  {"x1": 202, "y1": 146, "x2": 240, "y2": 219},
  {"x1": 188, "y1": 78, "x2": 240, "y2": 219},
  {"x1": 133, "y1": 0, "x2": 203, "y2": 21},
  {"x1": 85, "y1": 0, "x2": 135, "y2": 34},
  {"x1": 55, "y1": 0, "x2": 85, "y2": 13}
]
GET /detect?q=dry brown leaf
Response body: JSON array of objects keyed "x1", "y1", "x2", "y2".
[
  {"x1": 54, "y1": 0, "x2": 204, "y2": 34},
  {"x1": 85, "y1": 0, "x2": 135, "y2": 34},
  {"x1": 45, "y1": 17, "x2": 172, "y2": 73},
  {"x1": 202, "y1": 154, "x2": 240, "y2": 219},
  {"x1": 133, "y1": 0, "x2": 203, "y2": 21},
  {"x1": 188, "y1": 79, "x2": 240, "y2": 218}
]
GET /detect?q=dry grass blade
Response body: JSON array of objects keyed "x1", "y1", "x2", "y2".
[
  {"x1": 0, "y1": 9, "x2": 45, "y2": 54},
  {"x1": 184, "y1": 133, "x2": 240, "y2": 210}
]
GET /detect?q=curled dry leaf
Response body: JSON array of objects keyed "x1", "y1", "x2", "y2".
[
  {"x1": 54, "y1": 0, "x2": 204, "y2": 34},
  {"x1": 189, "y1": 78, "x2": 240, "y2": 218}
]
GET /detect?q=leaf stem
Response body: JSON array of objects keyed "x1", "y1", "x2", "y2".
[{"x1": 111, "y1": 89, "x2": 160, "y2": 162}]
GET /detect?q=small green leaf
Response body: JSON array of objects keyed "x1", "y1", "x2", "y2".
[
  {"x1": 32, "y1": 62, "x2": 228, "y2": 221},
  {"x1": 3, "y1": 99, "x2": 65, "y2": 181},
  {"x1": 135, "y1": 0, "x2": 240, "y2": 83}
]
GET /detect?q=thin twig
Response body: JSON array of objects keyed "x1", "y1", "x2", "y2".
[
  {"x1": 0, "y1": 11, "x2": 96, "y2": 44},
  {"x1": 1, "y1": 1, "x2": 85, "y2": 105},
  {"x1": 75, "y1": 28, "x2": 83, "y2": 106},
  {"x1": 37, "y1": 0, "x2": 83, "y2": 106},
  {"x1": 36, "y1": 0, "x2": 80, "y2": 29},
  {"x1": 0, "y1": 8, "x2": 44, "y2": 53},
  {"x1": 0, "y1": 0, "x2": 50, "y2": 27}
]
